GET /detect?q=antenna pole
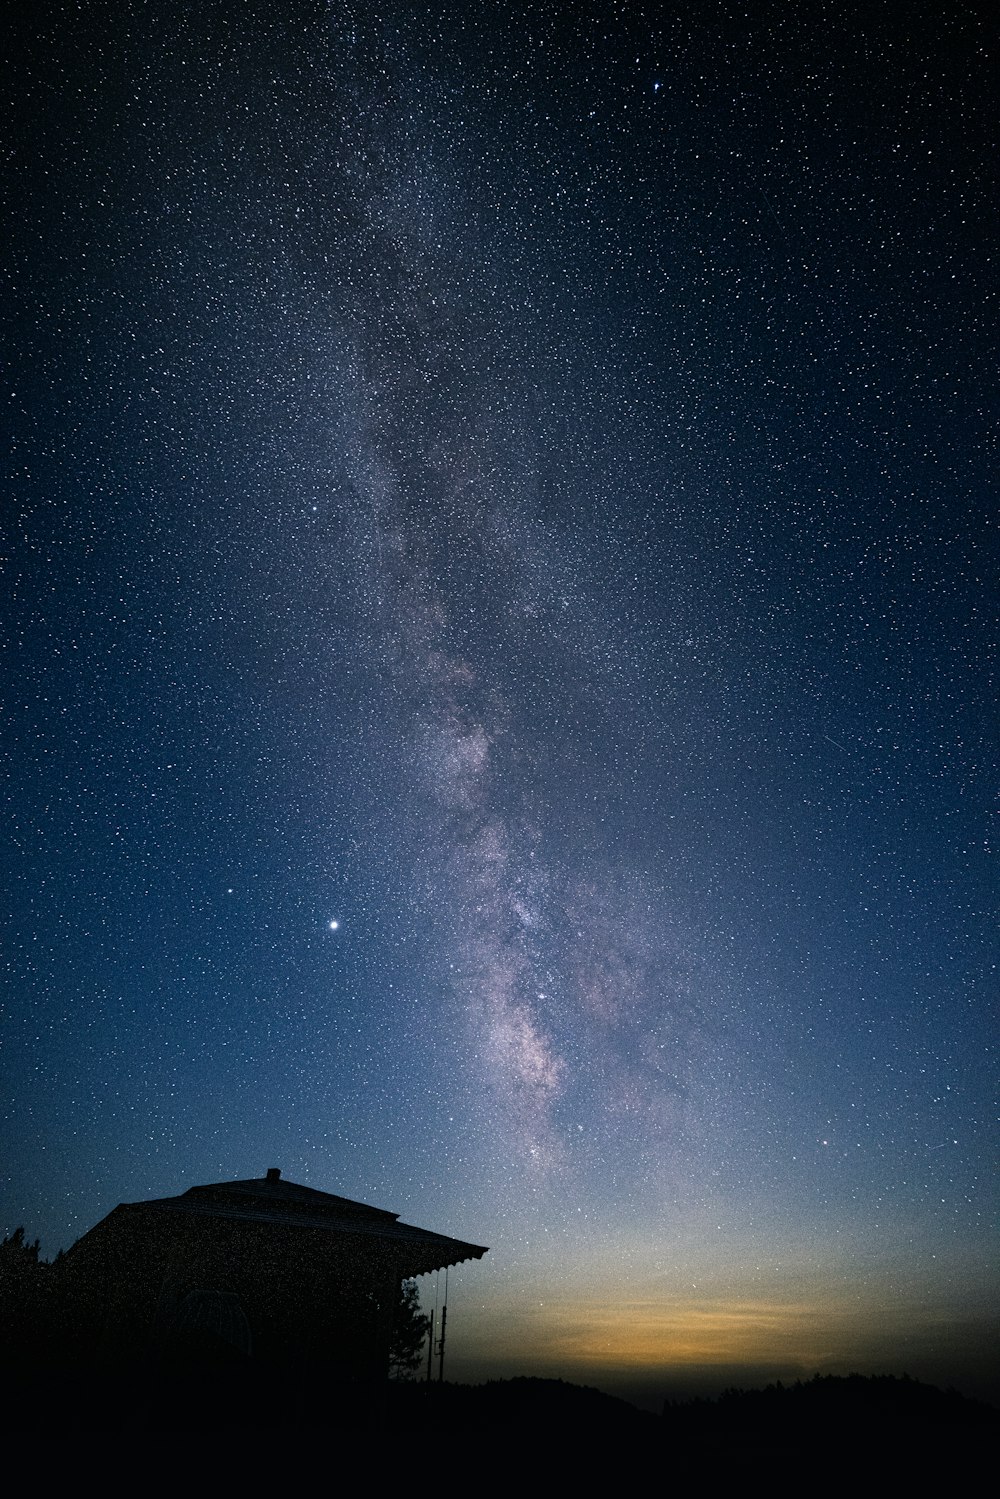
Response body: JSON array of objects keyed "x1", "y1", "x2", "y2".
[
  {"x1": 426, "y1": 1307, "x2": 435, "y2": 1382},
  {"x1": 437, "y1": 1302, "x2": 447, "y2": 1383},
  {"x1": 436, "y1": 1265, "x2": 450, "y2": 1383}
]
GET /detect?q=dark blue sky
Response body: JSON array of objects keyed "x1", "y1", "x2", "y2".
[{"x1": 4, "y1": 1, "x2": 996, "y2": 1403}]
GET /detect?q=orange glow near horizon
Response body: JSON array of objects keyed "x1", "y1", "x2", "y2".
[
  {"x1": 448, "y1": 1280, "x2": 989, "y2": 1393},
  {"x1": 513, "y1": 1296, "x2": 873, "y2": 1369}
]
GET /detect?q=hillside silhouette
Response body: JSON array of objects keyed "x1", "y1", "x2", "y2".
[{"x1": 387, "y1": 1373, "x2": 994, "y2": 1477}]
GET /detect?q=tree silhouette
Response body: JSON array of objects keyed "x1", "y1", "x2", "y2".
[
  {"x1": 0, "y1": 1227, "x2": 49, "y2": 1364},
  {"x1": 0, "y1": 1226, "x2": 42, "y2": 1272},
  {"x1": 389, "y1": 1280, "x2": 430, "y2": 1379}
]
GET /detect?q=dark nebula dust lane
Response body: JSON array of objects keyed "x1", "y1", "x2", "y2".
[{"x1": 4, "y1": 2, "x2": 996, "y2": 1401}]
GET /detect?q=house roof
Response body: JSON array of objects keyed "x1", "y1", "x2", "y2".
[{"x1": 118, "y1": 1170, "x2": 488, "y2": 1275}]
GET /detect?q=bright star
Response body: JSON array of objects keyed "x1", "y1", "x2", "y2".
[{"x1": 328, "y1": 919, "x2": 339, "y2": 931}]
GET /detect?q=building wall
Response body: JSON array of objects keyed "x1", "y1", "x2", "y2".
[{"x1": 59, "y1": 1206, "x2": 405, "y2": 1384}]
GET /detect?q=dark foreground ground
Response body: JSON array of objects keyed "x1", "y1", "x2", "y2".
[{"x1": 6, "y1": 1368, "x2": 994, "y2": 1480}]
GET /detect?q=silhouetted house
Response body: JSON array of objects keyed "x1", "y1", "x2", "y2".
[{"x1": 55, "y1": 1168, "x2": 486, "y2": 1395}]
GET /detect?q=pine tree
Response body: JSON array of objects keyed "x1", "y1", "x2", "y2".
[{"x1": 388, "y1": 1280, "x2": 431, "y2": 1379}]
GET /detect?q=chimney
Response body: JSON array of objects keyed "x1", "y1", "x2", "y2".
[{"x1": 265, "y1": 1167, "x2": 281, "y2": 1183}]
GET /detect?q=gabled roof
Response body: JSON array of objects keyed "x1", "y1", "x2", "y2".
[{"x1": 116, "y1": 1170, "x2": 488, "y2": 1274}]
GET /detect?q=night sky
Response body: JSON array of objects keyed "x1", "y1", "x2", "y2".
[{"x1": 4, "y1": 2, "x2": 996, "y2": 1406}]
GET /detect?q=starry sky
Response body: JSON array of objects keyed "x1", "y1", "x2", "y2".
[{"x1": 4, "y1": 2, "x2": 996, "y2": 1406}]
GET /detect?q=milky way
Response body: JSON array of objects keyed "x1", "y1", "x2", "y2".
[{"x1": 312, "y1": 41, "x2": 719, "y2": 1183}]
